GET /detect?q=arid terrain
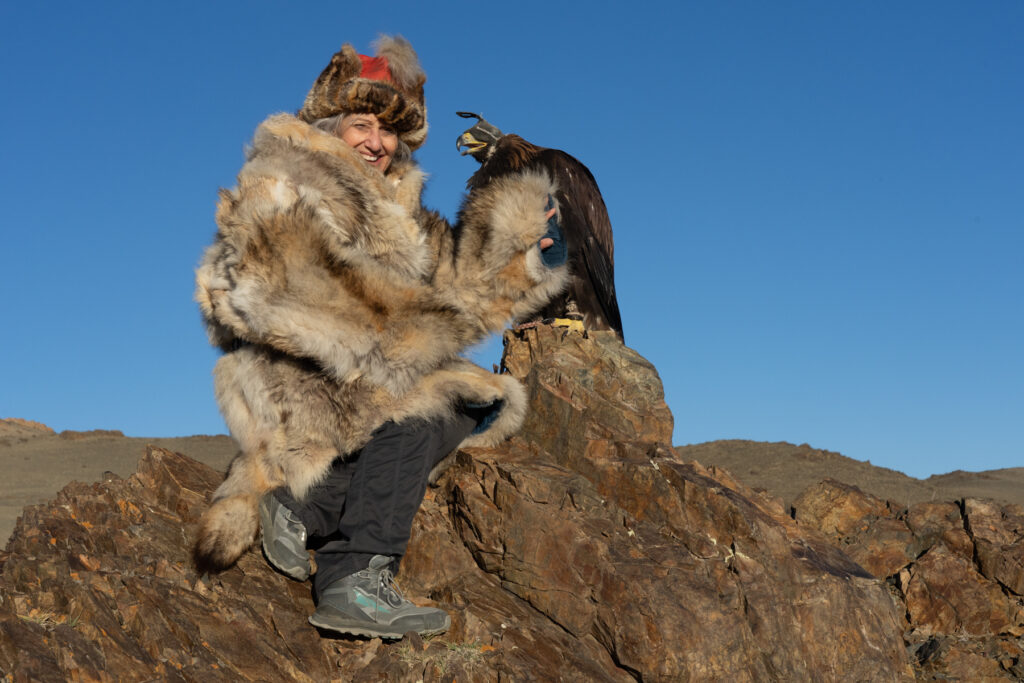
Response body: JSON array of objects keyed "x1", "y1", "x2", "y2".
[
  {"x1": 0, "y1": 418, "x2": 237, "y2": 544},
  {"x1": 3, "y1": 417, "x2": 1021, "y2": 546},
  {"x1": 676, "y1": 439, "x2": 1024, "y2": 510}
]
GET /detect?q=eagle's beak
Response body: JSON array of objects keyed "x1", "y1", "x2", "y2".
[{"x1": 457, "y1": 131, "x2": 488, "y2": 156}]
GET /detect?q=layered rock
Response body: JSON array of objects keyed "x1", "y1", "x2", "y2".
[
  {"x1": 0, "y1": 327, "x2": 925, "y2": 680},
  {"x1": 795, "y1": 479, "x2": 1024, "y2": 679}
]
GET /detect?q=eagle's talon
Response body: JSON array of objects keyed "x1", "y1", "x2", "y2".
[{"x1": 551, "y1": 318, "x2": 586, "y2": 335}]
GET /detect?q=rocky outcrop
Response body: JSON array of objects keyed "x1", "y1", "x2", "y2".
[
  {"x1": 0, "y1": 418, "x2": 55, "y2": 445},
  {"x1": 795, "y1": 479, "x2": 1024, "y2": 679},
  {"x1": 0, "y1": 326, "x2": 973, "y2": 681},
  {"x1": 0, "y1": 419, "x2": 124, "y2": 442},
  {"x1": 58, "y1": 429, "x2": 126, "y2": 441}
]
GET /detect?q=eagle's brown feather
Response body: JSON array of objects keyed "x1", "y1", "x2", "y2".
[{"x1": 467, "y1": 134, "x2": 624, "y2": 340}]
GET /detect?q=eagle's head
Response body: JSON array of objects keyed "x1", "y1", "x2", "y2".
[{"x1": 456, "y1": 111, "x2": 503, "y2": 162}]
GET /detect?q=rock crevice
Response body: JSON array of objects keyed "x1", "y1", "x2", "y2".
[
  {"x1": 3, "y1": 327, "x2": 1015, "y2": 679},
  {"x1": 795, "y1": 478, "x2": 1024, "y2": 678}
]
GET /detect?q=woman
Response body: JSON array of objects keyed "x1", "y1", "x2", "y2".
[{"x1": 193, "y1": 36, "x2": 568, "y2": 639}]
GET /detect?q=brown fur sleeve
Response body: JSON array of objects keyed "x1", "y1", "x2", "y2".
[{"x1": 442, "y1": 169, "x2": 571, "y2": 333}]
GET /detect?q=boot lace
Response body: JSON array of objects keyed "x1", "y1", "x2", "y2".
[{"x1": 374, "y1": 566, "x2": 406, "y2": 619}]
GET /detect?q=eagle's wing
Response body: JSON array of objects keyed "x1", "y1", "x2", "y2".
[{"x1": 541, "y1": 149, "x2": 624, "y2": 339}]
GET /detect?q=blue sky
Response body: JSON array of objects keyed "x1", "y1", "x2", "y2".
[{"x1": 1, "y1": 2, "x2": 1020, "y2": 478}]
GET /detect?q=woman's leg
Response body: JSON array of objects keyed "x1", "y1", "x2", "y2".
[
  {"x1": 259, "y1": 455, "x2": 356, "y2": 580},
  {"x1": 312, "y1": 412, "x2": 477, "y2": 595},
  {"x1": 272, "y1": 458, "x2": 355, "y2": 539}
]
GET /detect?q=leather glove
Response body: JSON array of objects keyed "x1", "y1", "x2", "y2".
[{"x1": 539, "y1": 195, "x2": 567, "y2": 268}]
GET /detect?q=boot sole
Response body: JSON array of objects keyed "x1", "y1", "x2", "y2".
[{"x1": 308, "y1": 613, "x2": 450, "y2": 640}]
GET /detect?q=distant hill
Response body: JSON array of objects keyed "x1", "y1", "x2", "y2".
[
  {"x1": 3, "y1": 418, "x2": 1020, "y2": 548},
  {"x1": 0, "y1": 418, "x2": 237, "y2": 543},
  {"x1": 675, "y1": 439, "x2": 1024, "y2": 509}
]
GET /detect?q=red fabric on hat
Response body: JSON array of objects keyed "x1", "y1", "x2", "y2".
[{"x1": 358, "y1": 55, "x2": 393, "y2": 82}]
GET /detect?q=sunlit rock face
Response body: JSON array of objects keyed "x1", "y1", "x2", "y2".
[
  {"x1": 795, "y1": 479, "x2": 1024, "y2": 679},
  {"x1": 23, "y1": 325, "x2": 1024, "y2": 679}
]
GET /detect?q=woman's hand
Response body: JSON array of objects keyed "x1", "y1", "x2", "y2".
[
  {"x1": 539, "y1": 204, "x2": 557, "y2": 251},
  {"x1": 538, "y1": 195, "x2": 566, "y2": 267}
]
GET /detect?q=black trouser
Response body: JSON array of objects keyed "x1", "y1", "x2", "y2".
[{"x1": 274, "y1": 413, "x2": 477, "y2": 595}]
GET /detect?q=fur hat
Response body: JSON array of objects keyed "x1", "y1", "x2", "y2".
[{"x1": 298, "y1": 35, "x2": 428, "y2": 150}]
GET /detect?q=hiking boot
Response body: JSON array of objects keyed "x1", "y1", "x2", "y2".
[
  {"x1": 258, "y1": 492, "x2": 310, "y2": 581},
  {"x1": 308, "y1": 555, "x2": 450, "y2": 639}
]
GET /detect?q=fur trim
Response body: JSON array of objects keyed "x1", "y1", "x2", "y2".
[
  {"x1": 447, "y1": 169, "x2": 571, "y2": 331},
  {"x1": 389, "y1": 359, "x2": 528, "y2": 447},
  {"x1": 193, "y1": 495, "x2": 260, "y2": 572},
  {"x1": 372, "y1": 35, "x2": 423, "y2": 94},
  {"x1": 193, "y1": 447, "x2": 269, "y2": 571}
]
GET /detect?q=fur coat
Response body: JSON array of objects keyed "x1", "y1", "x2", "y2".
[{"x1": 193, "y1": 114, "x2": 567, "y2": 569}]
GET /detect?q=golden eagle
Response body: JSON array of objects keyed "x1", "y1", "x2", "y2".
[{"x1": 456, "y1": 112, "x2": 624, "y2": 341}]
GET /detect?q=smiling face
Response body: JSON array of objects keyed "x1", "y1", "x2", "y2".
[{"x1": 337, "y1": 113, "x2": 399, "y2": 172}]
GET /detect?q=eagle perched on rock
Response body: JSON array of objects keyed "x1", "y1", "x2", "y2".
[{"x1": 456, "y1": 112, "x2": 624, "y2": 340}]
